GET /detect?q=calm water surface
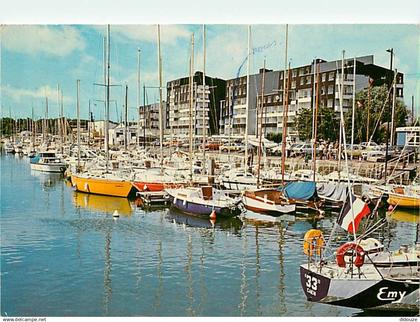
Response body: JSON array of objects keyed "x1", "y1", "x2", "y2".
[{"x1": 1, "y1": 153, "x2": 418, "y2": 317}]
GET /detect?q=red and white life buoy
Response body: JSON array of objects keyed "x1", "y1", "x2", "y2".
[{"x1": 336, "y1": 242, "x2": 365, "y2": 268}]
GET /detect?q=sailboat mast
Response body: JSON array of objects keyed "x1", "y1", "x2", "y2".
[
  {"x1": 157, "y1": 25, "x2": 164, "y2": 173},
  {"x1": 105, "y1": 25, "x2": 110, "y2": 172},
  {"x1": 189, "y1": 33, "x2": 195, "y2": 181},
  {"x1": 57, "y1": 84, "x2": 62, "y2": 151},
  {"x1": 390, "y1": 68, "x2": 397, "y2": 146},
  {"x1": 202, "y1": 24, "x2": 206, "y2": 175},
  {"x1": 338, "y1": 49, "x2": 357, "y2": 241},
  {"x1": 257, "y1": 59, "x2": 266, "y2": 189},
  {"x1": 31, "y1": 105, "x2": 35, "y2": 146},
  {"x1": 244, "y1": 25, "x2": 251, "y2": 170},
  {"x1": 137, "y1": 49, "x2": 141, "y2": 148},
  {"x1": 337, "y1": 51, "x2": 345, "y2": 182},
  {"x1": 143, "y1": 84, "x2": 146, "y2": 148},
  {"x1": 312, "y1": 63, "x2": 320, "y2": 181},
  {"x1": 76, "y1": 79, "x2": 81, "y2": 171},
  {"x1": 44, "y1": 96, "x2": 48, "y2": 144},
  {"x1": 61, "y1": 89, "x2": 66, "y2": 144},
  {"x1": 124, "y1": 84, "x2": 128, "y2": 151},
  {"x1": 350, "y1": 57, "x2": 356, "y2": 160},
  {"x1": 280, "y1": 24, "x2": 289, "y2": 185}
]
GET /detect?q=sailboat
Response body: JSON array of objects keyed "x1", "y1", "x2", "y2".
[
  {"x1": 220, "y1": 26, "x2": 258, "y2": 192},
  {"x1": 132, "y1": 167, "x2": 186, "y2": 192},
  {"x1": 70, "y1": 26, "x2": 134, "y2": 198},
  {"x1": 300, "y1": 51, "x2": 420, "y2": 312},
  {"x1": 132, "y1": 25, "x2": 186, "y2": 193},
  {"x1": 242, "y1": 189, "x2": 295, "y2": 215},
  {"x1": 299, "y1": 200, "x2": 420, "y2": 312},
  {"x1": 241, "y1": 50, "x2": 295, "y2": 217},
  {"x1": 385, "y1": 185, "x2": 420, "y2": 209},
  {"x1": 166, "y1": 186, "x2": 241, "y2": 218}
]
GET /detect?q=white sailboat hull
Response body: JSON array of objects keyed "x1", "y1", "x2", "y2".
[
  {"x1": 242, "y1": 194, "x2": 296, "y2": 214},
  {"x1": 30, "y1": 162, "x2": 66, "y2": 173}
]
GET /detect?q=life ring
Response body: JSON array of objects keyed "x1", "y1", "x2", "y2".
[
  {"x1": 336, "y1": 242, "x2": 365, "y2": 268},
  {"x1": 303, "y1": 229, "x2": 325, "y2": 256}
]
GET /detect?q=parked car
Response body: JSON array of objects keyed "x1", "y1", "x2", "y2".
[
  {"x1": 366, "y1": 151, "x2": 387, "y2": 162},
  {"x1": 360, "y1": 141, "x2": 381, "y2": 151},
  {"x1": 363, "y1": 150, "x2": 386, "y2": 161},
  {"x1": 345, "y1": 144, "x2": 362, "y2": 158},
  {"x1": 219, "y1": 143, "x2": 243, "y2": 152},
  {"x1": 205, "y1": 142, "x2": 220, "y2": 151}
]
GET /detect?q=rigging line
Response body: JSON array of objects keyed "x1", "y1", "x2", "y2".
[
  {"x1": 367, "y1": 77, "x2": 398, "y2": 144},
  {"x1": 352, "y1": 73, "x2": 398, "y2": 181},
  {"x1": 357, "y1": 218, "x2": 388, "y2": 242},
  {"x1": 385, "y1": 117, "x2": 419, "y2": 184}
]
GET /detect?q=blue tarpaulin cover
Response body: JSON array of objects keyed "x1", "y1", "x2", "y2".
[{"x1": 280, "y1": 181, "x2": 317, "y2": 200}]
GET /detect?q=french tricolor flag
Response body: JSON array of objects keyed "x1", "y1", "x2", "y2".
[{"x1": 337, "y1": 194, "x2": 371, "y2": 234}]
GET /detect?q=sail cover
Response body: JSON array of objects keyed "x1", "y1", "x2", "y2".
[
  {"x1": 316, "y1": 182, "x2": 348, "y2": 202},
  {"x1": 281, "y1": 181, "x2": 317, "y2": 201}
]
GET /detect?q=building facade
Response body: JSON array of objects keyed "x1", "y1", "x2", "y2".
[
  {"x1": 220, "y1": 55, "x2": 404, "y2": 139},
  {"x1": 166, "y1": 71, "x2": 226, "y2": 138},
  {"x1": 138, "y1": 102, "x2": 162, "y2": 139}
]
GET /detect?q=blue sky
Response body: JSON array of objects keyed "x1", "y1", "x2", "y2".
[{"x1": 1, "y1": 24, "x2": 419, "y2": 122}]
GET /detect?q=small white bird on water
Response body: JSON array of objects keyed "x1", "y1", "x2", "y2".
[{"x1": 113, "y1": 210, "x2": 120, "y2": 219}]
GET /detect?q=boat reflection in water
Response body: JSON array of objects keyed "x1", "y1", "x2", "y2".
[
  {"x1": 388, "y1": 208, "x2": 419, "y2": 223},
  {"x1": 73, "y1": 191, "x2": 133, "y2": 216},
  {"x1": 166, "y1": 208, "x2": 243, "y2": 233},
  {"x1": 30, "y1": 170, "x2": 64, "y2": 190}
]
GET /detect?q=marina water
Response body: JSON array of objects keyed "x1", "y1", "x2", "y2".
[{"x1": 1, "y1": 154, "x2": 418, "y2": 317}]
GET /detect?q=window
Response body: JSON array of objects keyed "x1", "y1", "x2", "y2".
[
  {"x1": 328, "y1": 99, "x2": 333, "y2": 107},
  {"x1": 292, "y1": 70, "x2": 297, "y2": 77},
  {"x1": 300, "y1": 78, "x2": 304, "y2": 85},
  {"x1": 306, "y1": 76, "x2": 311, "y2": 84},
  {"x1": 328, "y1": 72, "x2": 335, "y2": 81},
  {"x1": 328, "y1": 85, "x2": 334, "y2": 94},
  {"x1": 280, "y1": 72, "x2": 283, "y2": 79},
  {"x1": 267, "y1": 96, "x2": 272, "y2": 104},
  {"x1": 322, "y1": 73, "x2": 326, "y2": 82},
  {"x1": 291, "y1": 80, "x2": 296, "y2": 88}
]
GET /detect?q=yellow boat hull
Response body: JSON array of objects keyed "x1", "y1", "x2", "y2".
[
  {"x1": 71, "y1": 175, "x2": 133, "y2": 198},
  {"x1": 388, "y1": 193, "x2": 420, "y2": 209}
]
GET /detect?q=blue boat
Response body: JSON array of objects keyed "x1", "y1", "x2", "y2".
[{"x1": 165, "y1": 186, "x2": 241, "y2": 218}]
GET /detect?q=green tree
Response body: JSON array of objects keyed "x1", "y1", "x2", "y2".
[
  {"x1": 294, "y1": 108, "x2": 312, "y2": 141},
  {"x1": 294, "y1": 106, "x2": 339, "y2": 142},
  {"x1": 317, "y1": 107, "x2": 340, "y2": 142},
  {"x1": 266, "y1": 132, "x2": 282, "y2": 143},
  {"x1": 344, "y1": 85, "x2": 408, "y2": 144}
]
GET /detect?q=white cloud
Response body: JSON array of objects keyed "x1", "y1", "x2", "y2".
[
  {"x1": 92, "y1": 25, "x2": 190, "y2": 45},
  {"x1": 1, "y1": 84, "x2": 73, "y2": 103},
  {"x1": 1, "y1": 25, "x2": 85, "y2": 56}
]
